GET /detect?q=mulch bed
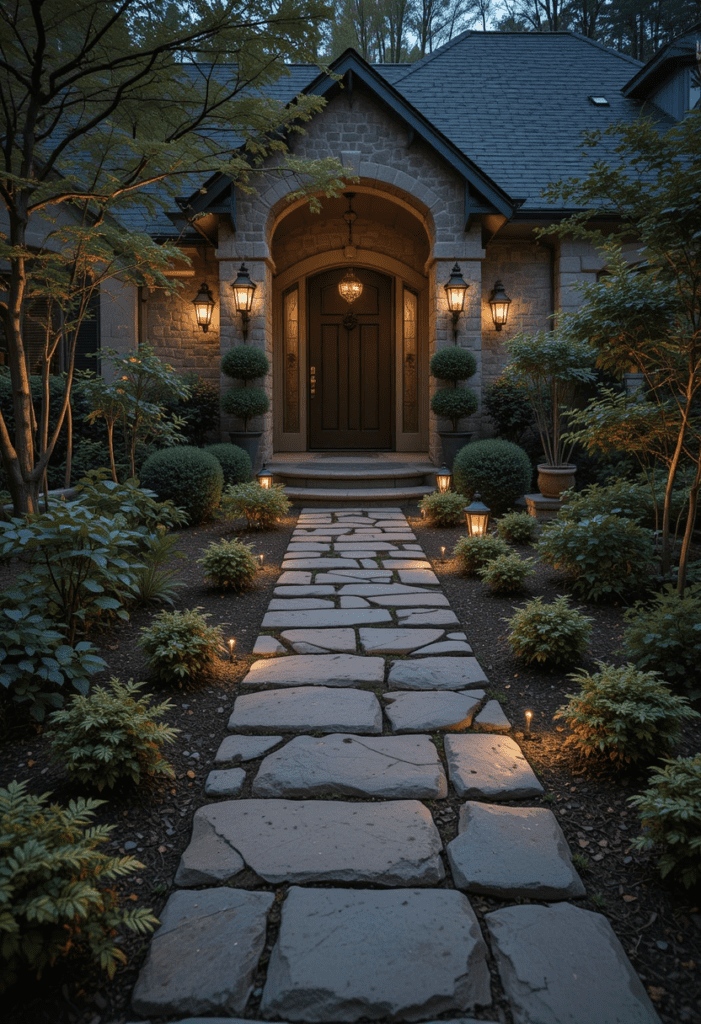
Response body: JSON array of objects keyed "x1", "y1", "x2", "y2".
[{"x1": 1, "y1": 506, "x2": 700, "y2": 1024}]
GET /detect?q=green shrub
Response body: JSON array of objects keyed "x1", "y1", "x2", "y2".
[
  {"x1": 131, "y1": 529, "x2": 184, "y2": 607},
  {"x1": 139, "y1": 446, "x2": 223, "y2": 525},
  {"x1": 221, "y1": 386, "x2": 270, "y2": 430},
  {"x1": 205, "y1": 443, "x2": 253, "y2": 485},
  {"x1": 0, "y1": 780, "x2": 158, "y2": 990},
  {"x1": 198, "y1": 538, "x2": 257, "y2": 591},
  {"x1": 477, "y1": 552, "x2": 533, "y2": 594},
  {"x1": 47, "y1": 678, "x2": 178, "y2": 791},
  {"x1": 629, "y1": 755, "x2": 701, "y2": 889},
  {"x1": 558, "y1": 478, "x2": 652, "y2": 524},
  {"x1": 430, "y1": 347, "x2": 477, "y2": 382},
  {"x1": 453, "y1": 439, "x2": 532, "y2": 515},
  {"x1": 506, "y1": 595, "x2": 592, "y2": 667},
  {"x1": 538, "y1": 514, "x2": 655, "y2": 602},
  {"x1": 221, "y1": 345, "x2": 270, "y2": 381},
  {"x1": 164, "y1": 372, "x2": 220, "y2": 446},
  {"x1": 483, "y1": 372, "x2": 535, "y2": 442},
  {"x1": 554, "y1": 664, "x2": 699, "y2": 764},
  {"x1": 453, "y1": 534, "x2": 509, "y2": 575},
  {"x1": 430, "y1": 387, "x2": 478, "y2": 431},
  {"x1": 496, "y1": 510, "x2": 539, "y2": 544},
  {"x1": 621, "y1": 584, "x2": 701, "y2": 698},
  {"x1": 73, "y1": 471, "x2": 188, "y2": 533},
  {"x1": 139, "y1": 607, "x2": 225, "y2": 684},
  {"x1": 222, "y1": 481, "x2": 290, "y2": 529},
  {"x1": 419, "y1": 490, "x2": 466, "y2": 526}
]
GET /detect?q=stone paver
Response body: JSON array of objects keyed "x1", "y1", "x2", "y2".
[
  {"x1": 252, "y1": 734, "x2": 447, "y2": 799},
  {"x1": 412, "y1": 640, "x2": 473, "y2": 655},
  {"x1": 485, "y1": 903, "x2": 662, "y2": 1024},
  {"x1": 240, "y1": 654, "x2": 383, "y2": 688},
  {"x1": 473, "y1": 699, "x2": 511, "y2": 732},
  {"x1": 262, "y1": 609, "x2": 391, "y2": 628},
  {"x1": 131, "y1": 889, "x2": 273, "y2": 1018},
  {"x1": 214, "y1": 735, "x2": 282, "y2": 763},
  {"x1": 251, "y1": 635, "x2": 285, "y2": 657},
  {"x1": 397, "y1": 610, "x2": 461, "y2": 626},
  {"x1": 447, "y1": 802, "x2": 586, "y2": 899},
  {"x1": 176, "y1": 800, "x2": 445, "y2": 886},
  {"x1": 260, "y1": 887, "x2": 491, "y2": 1022},
  {"x1": 228, "y1": 686, "x2": 382, "y2": 734},
  {"x1": 383, "y1": 690, "x2": 484, "y2": 733},
  {"x1": 359, "y1": 626, "x2": 444, "y2": 653},
  {"x1": 388, "y1": 656, "x2": 488, "y2": 689},
  {"x1": 281, "y1": 627, "x2": 357, "y2": 652},
  {"x1": 444, "y1": 735, "x2": 543, "y2": 800},
  {"x1": 204, "y1": 768, "x2": 246, "y2": 797}
]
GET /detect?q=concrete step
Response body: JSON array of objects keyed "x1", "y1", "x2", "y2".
[
  {"x1": 267, "y1": 459, "x2": 437, "y2": 505},
  {"x1": 282, "y1": 484, "x2": 434, "y2": 505}
]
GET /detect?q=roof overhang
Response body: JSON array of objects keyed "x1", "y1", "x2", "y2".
[{"x1": 623, "y1": 25, "x2": 700, "y2": 99}]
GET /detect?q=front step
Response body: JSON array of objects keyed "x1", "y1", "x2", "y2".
[{"x1": 268, "y1": 458, "x2": 438, "y2": 506}]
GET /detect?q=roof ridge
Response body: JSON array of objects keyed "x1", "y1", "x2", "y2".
[
  {"x1": 562, "y1": 29, "x2": 644, "y2": 67},
  {"x1": 389, "y1": 27, "x2": 476, "y2": 79}
]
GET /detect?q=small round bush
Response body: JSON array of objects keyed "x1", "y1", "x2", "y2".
[
  {"x1": 554, "y1": 664, "x2": 699, "y2": 764},
  {"x1": 621, "y1": 583, "x2": 701, "y2": 697},
  {"x1": 139, "y1": 446, "x2": 223, "y2": 525},
  {"x1": 430, "y1": 347, "x2": 477, "y2": 382},
  {"x1": 205, "y1": 443, "x2": 253, "y2": 485},
  {"x1": 47, "y1": 678, "x2": 178, "y2": 791},
  {"x1": 496, "y1": 510, "x2": 539, "y2": 545},
  {"x1": 139, "y1": 607, "x2": 225, "y2": 684},
  {"x1": 419, "y1": 490, "x2": 466, "y2": 526},
  {"x1": 453, "y1": 534, "x2": 509, "y2": 575},
  {"x1": 221, "y1": 386, "x2": 270, "y2": 428},
  {"x1": 222, "y1": 481, "x2": 291, "y2": 529},
  {"x1": 198, "y1": 538, "x2": 257, "y2": 591},
  {"x1": 430, "y1": 387, "x2": 478, "y2": 430},
  {"x1": 506, "y1": 595, "x2": 592, "y2": 667},
  {"x1": 453, "y1": 439, "x2": 532, "y2": 515},
  {"x1": 629, "y1": 755, "x2": 701, "y2": 889},
  {"x1": 477, "y1": 552, "x2": 533, "y2": 594},
  {"x1": 221, "y1": 345, "x2": 270, "y2": 381}
]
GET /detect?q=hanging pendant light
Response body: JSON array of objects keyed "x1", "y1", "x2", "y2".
[{"x1": 338, "y1": 193, "x2": 363, "y2": 304}]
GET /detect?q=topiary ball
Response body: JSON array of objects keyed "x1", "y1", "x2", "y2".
[
  {"x1": 221, "y1": 345, "x2": 269, "y2": 382},
  {"x1": 221, "y1": 387, "x2": 270, "y2": 426},
  {"x1": 453, "y1": 438, "x2": 532, "y2": 515},
  {"x1": 430, "y1": 387, "x2": 478, "y2": 427},
  {"x1": 205, "y1": 443, "x2": 253, "y2": 485},
  {"x1": 430, "y1": 347, "x2": 477, "y2": 382},
  {"x1": 139, "y1": 446, "x2": 223, "y2": 525}
]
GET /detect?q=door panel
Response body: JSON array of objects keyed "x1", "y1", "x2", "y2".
[{"x1": 309, "y1": 268, "x2": 392, "y2": 449}]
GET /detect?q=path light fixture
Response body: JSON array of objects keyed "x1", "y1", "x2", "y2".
[
  {"x1": 231, "y1": 263, "x2": 256, "y2": 340},
  {"x1": 257, "y1": 465, "x2": 273, "y2": 489},
  {"x1": 258, "y1": 553, "x2": 265, "y2": 569},
  {"x1": 435, "y1": 466, "x2": 452, "y2": 493},
  {"x1": 464, "y1": 493, "x2": 491, "y2": 537},
  {"x1": 489, "y1": 280, "x2": 512, "y2": 331},
  {"x1": 228, "y1": 638, "x2": 236, "y2": 663},
  {"x1": 444, "y1": 263, "x2": 469, "y2": 341},
  {"x1": 192, "y1": 282, "x2": 215, "y2": 333},
  {"x1": 440, "y1": 545, "x2": 446, "y2": 561},
  {"x1": 525, "y1": 710, "x2": 533, "y2": 735}
]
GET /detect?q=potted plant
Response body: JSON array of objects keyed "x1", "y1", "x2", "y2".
[
  {"x1": 220, "y1": 345, "x2": 270, "y2": 465},
  {"x1": 430, "y1": 346, "x2": 478, "y2": 469},
  {"x1": 504, "y1": 329, "x2": 595, "y2": 498}
]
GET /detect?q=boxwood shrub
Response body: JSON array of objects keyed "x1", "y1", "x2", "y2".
[
  {"x1": 205, "y1": 443, "x2": 253, "y2": 486},
  {"x1": 139, "y1": 446, "x2": 223, "y2": 525},
  {"x1": 453, "y1": 438, "x2": 532, "y2": 515}
]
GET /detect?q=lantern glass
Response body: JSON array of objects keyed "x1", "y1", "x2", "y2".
[
  {"x1": 435, "y1": 467, "x2": 452, "y2": 493},
  {"x1": 232, "y1": 263, "x2": 256, "y2": 313},
  {"x1": 489, "y1": 280, "x2": 511, "y2": 330},
  {"x1": 257, "y1": 467, "x2": 273, "y2": 489},
  {"x1": 192, "y1": 283, "x2": 214, "y2": 332},
  {"x1": 464, "y1": 493, "x2": 491, "y2": 536},
  {"x1": 444, "y1": 263, "x2": 468, "y2": 312},
  {"x1": 338, "y1": 269, "x2": 363, "y2": 304}
]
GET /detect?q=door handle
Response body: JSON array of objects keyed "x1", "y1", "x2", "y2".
[{"x1": 310, "y1": 366, "x2": 316, "y2": 397}]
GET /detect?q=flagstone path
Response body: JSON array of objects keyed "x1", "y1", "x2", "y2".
[{"x1": 129, "y1": 508, "x2": 662, "y2": 1024}]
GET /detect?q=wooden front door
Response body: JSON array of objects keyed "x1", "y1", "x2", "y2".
[{"x1": 308, "y1": 267, "x2": 393, "y2": 449}]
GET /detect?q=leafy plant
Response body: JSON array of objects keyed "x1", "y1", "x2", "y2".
[
  {"x1": 453, "y1": 534, "x2": 509, "y2": 575},
  {"x1": 506, "y1": 595, "x2": 592, "y2": 667},
  {"x1": 139, "y1": 607, "x2": 226, "y2": 684},
  {"x1": 222, "y1": 481, "x2": 290, "y2": 529},
  {"x1": 629, "y1": 755, "x2": 701, "y2": 889},
  {"x1": 205, "y1": 443, "x2": 253, "y2": 485},
  {"x1": 554, "y1": 664, "x2": 699, "y2": 764},
  {"x1": 483, "y1": 371, "x2": 535, "y2": 442},
  {"x1": 198, "y1": 538, "x2": 257, "y2": 591},
  {"x1": 72, "y1": 472, "x2": 188, "y2": 534},
  {"x1": 496, "y1": 510, "x2": 539, "y2": 544},
  {"x1": 131, "y1": 529, "x2": 184, "y2": 607},
  {"x1": 477, "y1": 552, "x2": 533, "y2": 594},
  {"x1": 621, "y1": 584, "x2": 701, "y2": 698},
  {"x1": 538, "y1": 513, "x2": 654, "y2": 602},
  {"x1": 0, "y1": 780, "x2": 158, "y2": 990},
  {"x1": 164, "y1": 372, "x2": 220, "y2": 446},
  {"x1": 453, "y1": 439, "x2": 532, "y2": 515},
  {"x1": 139, "y1": 446, "x2": 223, "y2": 525},
  {"x1": 558, "y1": 478, "x2": 652, "y2": 525},
  {"x1": 47, "y1": 678, "x2": 178, "y2": 791},
  {"x1": 419, "y1": 490, "x2": 466, "y2": 526}
]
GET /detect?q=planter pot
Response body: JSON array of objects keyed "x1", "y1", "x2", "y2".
[
  {"x1": 438, "y1": 431, "x2": 474, "y2": 470},
  {"x1": 229, "y1": 431, "x2": 262, "y2": 467},
  {"x1": 537, "y1": 463, "x2": 577, "y2": 500}
]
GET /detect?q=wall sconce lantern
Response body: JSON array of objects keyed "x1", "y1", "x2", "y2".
[
  {"x1": 464, "y1": 492, "x2": 491, "y2": 536},
  {"x1": 436, "y1": 466, "x2": 452, "y2": 493},
  {"x1": 444, "y1": 263, "x2": 469, "y2": 340},
  {"x1": 192, "y1": 282, "x2": 215, "y2": 333},
  {"x1": 489, "y1": 280, "x2": 512, "y2": 331},
  {"x1": 231, "y1": 263, "x2": 256, "y2": 340},
  {"x1": 257, "y1": 465, "x2": 274, "y2": 489}
]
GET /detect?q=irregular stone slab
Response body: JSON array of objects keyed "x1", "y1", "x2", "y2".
[
  {"x1": 281, "y1": 558, "x2": 360, "y2": 570},
  {"x1": 340, "y1": 596, "x2": 370, "y2": 607},
  {"x1": 286, "y1": 543, "x2": 333, "y2": 551},
  {"x1": 276, "y1": 571, "x2": 312, "y2": 584},
  {"x1": 315, "y1": 570, "x2": 392, "y2": 582},
  {"x1": 260, "y1": 887, "x2": 490, "y2": 1022},
  {"x1": 228, "y1": 686, "x2": 382, "y2": 735},
  {"x1": 268, "y1": 598, "x2": 334, "y2": 610},
  {"x1": 288, "y1": 642, "x2": 326, "y2": 654},
  {"x1": 473, "y1": 700, "x2": 511, "y2": 733},
  {"x1": 214, "y1": 735, "x2": 282, "y2": 763},
  {"x1": 252, "y1": 635, "x2": 285, "y2": 657},
  {"x1": 359, "y1": 626, "x2": 444, "y2": 653},
  {"x1": 444, "y1": 735, "x2": 543, "y2": 800},
  {"x1": 388, "y1": 657, "x2": 488, "y2": 690},
  {"x1": 241, "y1": 654, "x2": 383, "y2": 688},
  {"x1": 485, "y1": 903, "x2": 662, "y2": 1024},
  {"x1": 448, "y1": 632, "x2": 469, "y2": 640},
  {"x1": 252, "y1": 734, "x2": 447, "y2": 799},
  {"x1": 273, "y1": 585, "x2": 336, "y2": 596},
  {"x1": 178, "y1": 800, "x2": 444, "y2": 886},
  {"x1": 204, "y1": 768, "x2": 246, "y2": 798},
  {"x1": 398, "y1": 569, "x2": 440, "y2": 585},
  {"x1": 336, "y1": 549, "x2": 397, "y2": 558},
  {"x1": 339, "y1": 583, "x2": 430, "y2": 596},
  {"x1": 369, "y1": 593, "x2": 450, "y2": 607},
  {"x1": 398, "y1": 610, "x2": 461, "y2": 626},
  {"x1": 412, "y1": 641, "x2": 473, "y2": 655},
  {"x1": 174, "y1": 812, "x2": 245, "y2": 886},
  {"x1": 383, "y1": 690, "x2": 483, "y2": 733},
  {"x1": 448, "y1": 802, "x2": 585, "y2": 899},
  {"x1": 383, "y1": 559, "x2": 432, "y2": 569},
  {"x1": 333, "y1": 542, "x2": 399, "y2": 551},
  {"x1": 131, "y1": 888, "x2": 274, "y2": 1018},
  {"x1": 263, "y1": 609, "x2": 391, "y2": 629},
  {"x1": 281, "y1": 628, "x2": 357, "y2": 652}
]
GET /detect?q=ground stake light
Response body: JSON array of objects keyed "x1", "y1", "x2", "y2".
[
  {"x1": 464, "y1": 493, "x2": 491, "y2": 537},
  {"x1": 228, "y1": 638, "x2": 236, "y2": 663},
  {"x1": 525, "y1": 710, "x2": 533, "y2": 735},
  {"x1": 435, "y1": 466, "x2": 452, "y2": 493}
]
